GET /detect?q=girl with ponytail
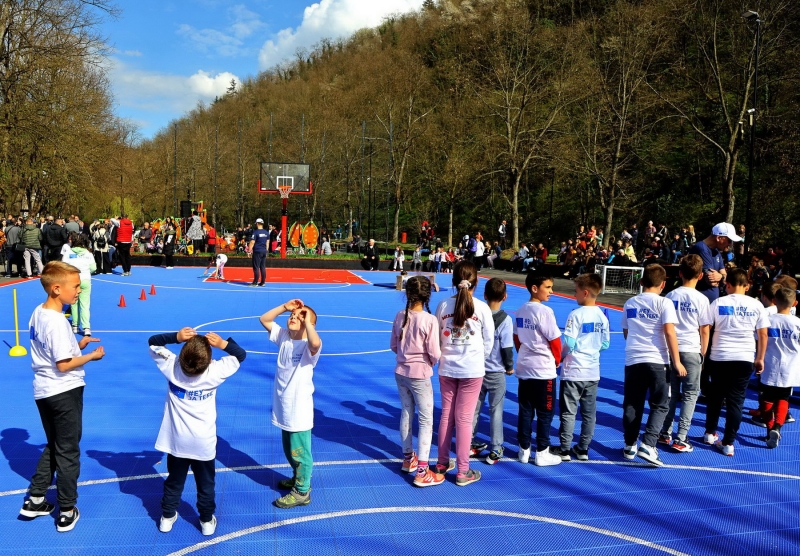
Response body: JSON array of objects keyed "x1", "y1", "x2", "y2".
[
  {"x1": 389, "y1": 276, "x2": 443, "y2": 487},
  {"x1": 433, "y1": 261, "x2": 495, "y2": 485}
]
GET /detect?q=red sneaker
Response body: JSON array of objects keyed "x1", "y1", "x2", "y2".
[
  {"x1": 413, "y1": 468, "x2": 445, "y2": 487},
  {"x1": 401, "y1": 452, "x2": 418, "y2": 473}
]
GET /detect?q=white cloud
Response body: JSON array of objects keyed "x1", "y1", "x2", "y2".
[
  {"x1": 258, "y1": 0, "x2": 426, "y2": 69},
  {"x1": 109, "y1": 58, "x2": 239, "y2": 115},
  {"x1": 123, "y1": 50, "x2": 142, "y2": 57},
  {"x1": 177, "y1": 3, "x2": 265, "y2": 57}
]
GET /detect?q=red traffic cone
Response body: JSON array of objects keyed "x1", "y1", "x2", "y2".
[
  {"x1": 139, "y1": 289, "x2": 147, "y2": 301},
  {"x1": 118, "y1": 295, "x2": 127, "y2": 308},
  {"x1": 150, "y1": 284, "x2": 157, "y2": 296}
]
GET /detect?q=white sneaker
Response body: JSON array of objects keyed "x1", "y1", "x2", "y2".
[
  {"x1": 166, "y1": 266, "x2": 173, "y2": 270},
  {"x1": 703, "y1": 432, "x2": 719, "y2": 445},
  {"x1": 622, "y1": 444, "x2": 637, "y2": 460},
  {"x1": 715, "y1": 441, "x2": 734, "y2": 457},
  {"x1": 636, "y1": 444, "x2": 664, "y2": 467},
  {"x1": 159, "y1": 513, "x2": 178, "y2": 533},
  {"x1": 200, "y1": 515, "x2": 217, "y2": 536},
  {"x1": 518, "y1": 446, "x2": 531, "y2": 464},
  {"x1": 72, "y1": 325, "x2": 78, "y2": 334},
  {"x1": 83, "y1": 329, "x2": 91, "y2": 337},
  {"x1": 534, "y1": 448, "x2": 562, "y2": 467}
]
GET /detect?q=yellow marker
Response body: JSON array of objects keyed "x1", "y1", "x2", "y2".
[{"x1": 9, "y1": 288, "x2": 28, "y2": 357}]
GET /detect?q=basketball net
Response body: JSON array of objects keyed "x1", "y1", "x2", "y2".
[{"x1": 278, "y1": 185, "x2": 293, "y2": 199}]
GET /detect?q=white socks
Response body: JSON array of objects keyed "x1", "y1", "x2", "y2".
[{"x1": 30, "y1": 496, "x2": 44, "y2": 504}]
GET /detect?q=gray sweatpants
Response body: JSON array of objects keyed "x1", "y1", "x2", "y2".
[
  {"x1": 660, "y1": 352, "x2": 703, "y2": 441},
  {"x1": 395, "y1": 374, "x2": 434, "y2": 463},
  {"x1": 471, "y1": 371, "x2": 507, "y2": 453},
  {"x1": 559, "y1": 380, "x2": 599, "y2": 451}
]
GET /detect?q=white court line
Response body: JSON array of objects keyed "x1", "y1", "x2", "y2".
[
  {"x1": 3, "y1": 457, "x2": 797, "y2": 499},
  {"x1": 167, "y1": 506, "x2": 689, "y2": 556},
  {"x1": 91, "y1": 278, "x2": 354, "y2": 292}
]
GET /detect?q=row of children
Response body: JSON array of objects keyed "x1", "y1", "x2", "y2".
[{"x1": 19, "y1": 261, "x2": 322, "y2": 534}]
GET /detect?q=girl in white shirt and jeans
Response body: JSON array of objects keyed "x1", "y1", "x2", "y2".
[{"x1": 433, "y1": 261, "x2": 494, "y2": 485}]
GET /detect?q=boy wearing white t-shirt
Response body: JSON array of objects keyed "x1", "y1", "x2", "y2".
[
  {"x1": 621, "y1": 264, "x2": 685, "y2": 467},
  {"x1": 20, "y1": 262, "x2": 105, "y2": 533},
  {"x1": 659, "y1": 255, "x2": 711, "y2": 453},
  {"x1": 557, "y1": 273, "x2": 610, "y2": 461},
  {"x1": 149, "y1": 327, "x2": 245, "y2": 535},
  {"x1": 513, "y1": 273, "x2": 562, "y2": 467},
  {"x1": 260, "y1": 299, "x2": 322, "y2": 508},
  {"x1": 755, "y1": 287, "x2": 800, "y2": 448},
  {"x1": 702, "y1": 268, "x2": 770, "y2": 456}
]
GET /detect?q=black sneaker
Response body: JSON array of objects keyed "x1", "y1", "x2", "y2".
[
  {"x1": 19, "y1": 498, "x2": 55, "y2": 518},
  {"x1": 57, "y1": 507, "x2": 80, "y2": 532},
  {"x1": 751, "y1": 415, "x2": 768, "y2": 428},
  {"x1": 553, "y1": 447, "x2": 570, "y2": 462},
  {"x1": 571, "y1": 446, "x2": 589, "y2": 461}
]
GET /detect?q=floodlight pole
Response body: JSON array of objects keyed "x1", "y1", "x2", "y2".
[
  {"x1": 742, "y1": 10, "x2": 761, "y2": 259},
  {"x1": 172, "y1": 124, "x2": 177, "y2": 216}
]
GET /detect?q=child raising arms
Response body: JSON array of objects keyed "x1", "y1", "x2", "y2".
[
  {"x1": 260, "y1": 300, "x2": 322, "y2": 507},
  {"x1": 390, "y1": 276, "x2": 442, "y2": 486}
]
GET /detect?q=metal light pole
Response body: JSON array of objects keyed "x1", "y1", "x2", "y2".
[
  {"x1": 172, "y1": 124, "x2": 177, "y2": 216},
  {"x1": 742, "y1": 10, "x2": 761, "y2": 258}
]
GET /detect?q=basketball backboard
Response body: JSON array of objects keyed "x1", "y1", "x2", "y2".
[{"x1": 258, "y1": 162, "x2": 312, "y2": 195}]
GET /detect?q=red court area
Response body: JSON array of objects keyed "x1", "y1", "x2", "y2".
[{"x1": 206, "y1": 267, "x2": 370, "y2": 284}]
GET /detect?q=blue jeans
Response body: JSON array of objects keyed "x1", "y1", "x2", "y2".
[
  {"x1": 471, "y1": 372, "x2": 507, "y2": 453},
  {"x1": 522, "y1": 257, "x2": 535, "y2": 271},
  {"x1": 660, "y1": 352, "x2": 702, "y2": 441},
  {"x1": 559, "y1": 380, "x2": 598, "y2": 451}
]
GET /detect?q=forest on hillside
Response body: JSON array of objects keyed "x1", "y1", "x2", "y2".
[{"x1": 3, "y1": 0, "x2": 799, "y2": 251}]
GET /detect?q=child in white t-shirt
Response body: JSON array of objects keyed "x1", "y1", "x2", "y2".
[
  {"x1": 19, "y1": 262, "x2": 105, "y2": 533},
  {"x1": 658, "y1": 255, "x2": 711, "y2": 452},
  {"x1": 749, "y1": 282, "x2": 780, "y2": 426},
  {"x1": 390, "y1": 276, "x2": 442, "y2": 486},
  {"x1": 513, "y1": 273, "x2": 563, "y2": 467},
  {"x1": 755, "y1": 287, "x2": 800, "y2": 448},
  {"x1": 62, "y1": 233, "x2": 96, "y2": 336},
  {"x1": 702, "y1": 268, "x2": 770, "y2": 456},
  {"x1": 202, "y1": 253, "x2": 228, "y2": 280},
  {"x1": 148, "y1": 327, "x2": 245, "y2": 535},
  {"x1": 557, "y1": 273, "x2": 610, "y2": 461},
  {"x1": 434, "y1": 261, "x2": 494, "y2": 485},
  {"x1": 621, "y1": 264, "x2": 685, "y2": 467},
  {"x1": 260, "y1": 299, "x2": 322, "y2": 507},
  {"x1": 470, "y1": 278, "x2": 515, "y2": 464}
]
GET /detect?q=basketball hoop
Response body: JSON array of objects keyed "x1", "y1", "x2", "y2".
[{"x1": 278, "y1": 185, "x2": 293, "y2": 199}]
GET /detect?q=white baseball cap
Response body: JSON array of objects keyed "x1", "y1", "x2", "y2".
[
  {"x1": 255, "y1": 218, "x2": 264, "y2": 223},
  {"x1": 711, "y1": 222, "x2": 742, "y2": 242}
]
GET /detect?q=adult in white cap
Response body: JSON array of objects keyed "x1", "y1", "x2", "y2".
[
  {"x1": 687, "y1": 222, "x2": 742, "y2": 303},
  {"x1": 248, "y1": 218, "x2": 269, "y2": 286}
]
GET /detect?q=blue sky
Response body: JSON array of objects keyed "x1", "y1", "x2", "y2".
[{"x1": 102, "y1": 0, "x2": 425, "y2": 139}]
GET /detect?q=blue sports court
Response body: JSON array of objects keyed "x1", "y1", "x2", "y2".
[{"x1": 1, "y1": 268, "x2": 798, "y2": 555}]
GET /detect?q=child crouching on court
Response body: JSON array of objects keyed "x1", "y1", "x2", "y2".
[
  {"x1": 390, "y1": 276, "x2": 442, "y2": 486},
  {"x1": 149, "y1": 327, "x2": 246, "y2": 535},
  {"x1": 621, "y1": 264, "x2": 685, "y2": 467},
  {"x1": 20, "y1": 262, "x2": 105, "y2": 533},
  {"x1": 202, "y1": 253, "x2": 227, "y2": 280},
  {"x1": 470, "y1": 278, "x2": 514, "y2": 464},
  {"x1": 557, "y1": 273, "x2": 609, "y2": 461},
  {"x1": 756, "y1": 287, "x2": 800, "y2": 448},
  {"x1": 513, "y1": 273, "x2": 563, "y2": 467},
  {"x1": 260, "y1": 300, "x2": 322, "y2": 507}
]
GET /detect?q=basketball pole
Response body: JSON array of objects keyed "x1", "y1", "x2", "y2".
[{"x1": 281, "y1": 195, "x2": 288, "y2": 259}]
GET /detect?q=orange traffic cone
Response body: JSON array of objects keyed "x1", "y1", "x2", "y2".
[
  {"x1": 139, "y1": 289, "x2": 147, "y2": 301},
  {"x1": 150, "y1": 284, "x2": 157, "y2": 295},
  {"x1": 118, "y1": 295, "x2": 127, "y2": 308}
]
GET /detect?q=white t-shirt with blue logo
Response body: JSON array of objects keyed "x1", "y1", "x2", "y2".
[
  {"x1": 621, "y1": 293, "x2": 678, "y2": 366},
  {"x1": 762, "y1": 313, "x2": 800, "y2": 387},
  {"x1": 561, "y1": 306, "x2": 610, "y2": 381},
  {"x1": 513, "y1": 302, "x2": 561, "y2": 380},
  {"x1": 705, "y1": 294, "x2": 771, "y2": 362},
  {"x1": 435, "y1": 296, "x2": 494, "y2": 379},
  {"x1": 150, "y1": 345, "x2": 241, "y2": 460},
  {"x1": 270, "y1": 323, "x2": 322, "y2": 432},
  {"x1": 29, "y1": 305, "x2": 85, "y2": 400},
  {"x1": 665, "y1": 287, "x2": 712, "y2": 353}
]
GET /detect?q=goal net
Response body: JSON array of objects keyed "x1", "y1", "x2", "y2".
[{"x1": 595, "y1": 265, "x2": 643, "y2": 295}]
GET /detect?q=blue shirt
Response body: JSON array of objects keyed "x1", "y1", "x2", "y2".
[
  {"x1": 688, "y1": 240, "x2": 724, "y2": 302},
  {"x1": 251, "y1": 228, "x2": 269, "y2": 253}
]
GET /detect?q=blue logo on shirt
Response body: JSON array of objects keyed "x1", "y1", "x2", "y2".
[
  {"x1": 516, "y1": 318, "x2": 538, "y2": 331},
  {"x1": 626, "y1": 309, "x2": 637, "y2": 319},
  {"x1": 168, "y1": 381, "x2": 186, "y2": 399},
  {"x1": 719, "y1": 306, "x2": 758, "y2": 317},
  {"x1": 768, "y1": 327, "x2": 800, "y2": 340},
  {"x1": 627, "y1": 308, "x2": 659, "y2": 320},
  {"x1": 581, "y1": 322, "x2": 602, "y2": 333},
  {"x1": 169, "y1": 381, "x2": 214, "y2": 401}
]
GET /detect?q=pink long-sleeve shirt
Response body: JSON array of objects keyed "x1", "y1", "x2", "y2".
[{"x1": 390, "y1": 310, "x2": 441, "y2": 379}]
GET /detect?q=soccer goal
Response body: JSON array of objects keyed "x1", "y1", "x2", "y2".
[{"x1": 595, "y1": 265, "x2": 643, "y2": 295}]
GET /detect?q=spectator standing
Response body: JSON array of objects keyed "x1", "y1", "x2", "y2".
[
  {"x1": 498, "y1": 220, "x2": 507, "y2": 248},
  {"x1": 206, "y1": 224, "x2": 217, "y2": 254},
  {"x1": 186, "y1": 212, "x2": 204, "y2": 255},
  {"x1": 22, "y1": 217, "x2": 44, "y2": 278},
  {"x1": 363, "y1": 239, "x2": 379, "y2": 271},
  {"x1": 631, "y1": 224, "x2": 639, "y2": 253},
  {"x1": 139, "y1": 222, "x2": 153, "y2": 253},
  {"x1": 111, "y1": 214, "x2": 134, "y2": 276},
  {"x1": 5, "y1": 218, "x2": 22, "y2": 277},
  {"x1": 45, "y1": 218, "x2": 67, "y2": 265},
  {"x1": 65, "y1": 216, "x2": 81, "y2": 235}
]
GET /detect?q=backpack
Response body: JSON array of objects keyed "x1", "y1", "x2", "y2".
[{"x1": 96, "y1": 235, "x2": 107, "y2": 249}]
